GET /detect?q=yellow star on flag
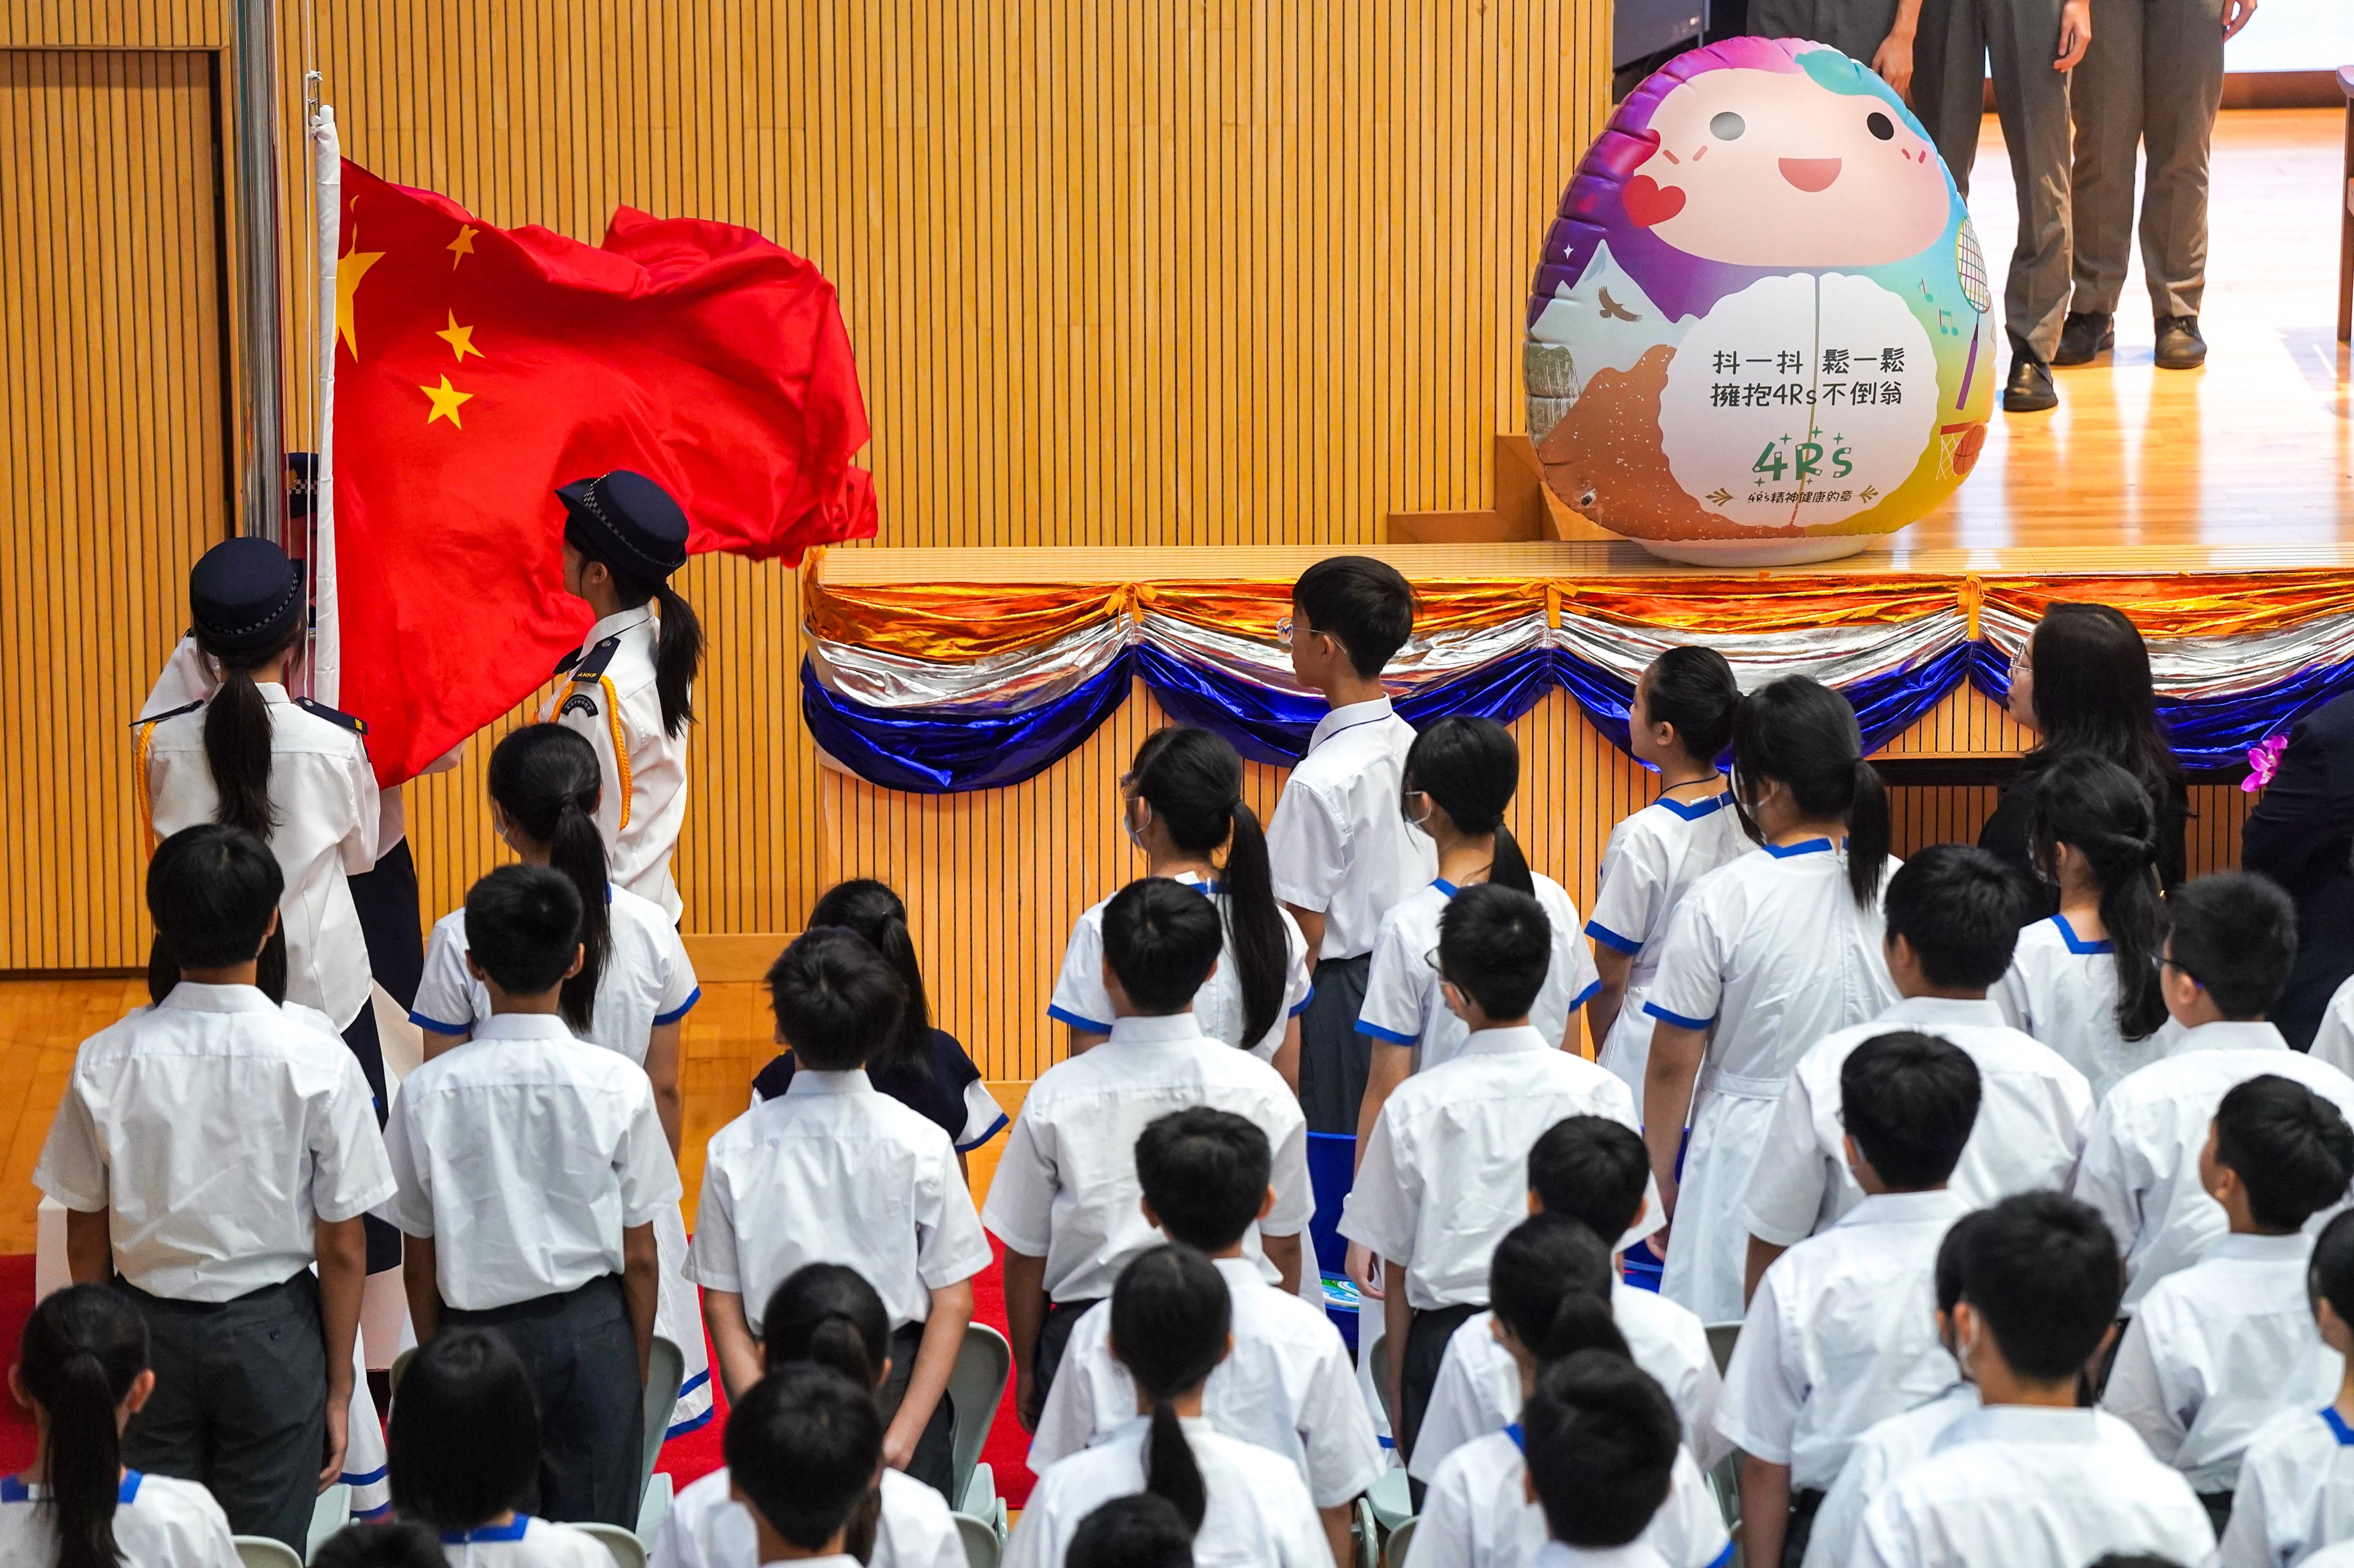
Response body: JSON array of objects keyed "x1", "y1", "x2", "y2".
[
  {"x1": 448, "y1": 224, "x2": 479, "y2": 268},
  {"x1": 335, "y1": 232, "x2": 384, "y2": 360},
  {"x1": 434, "y1": 310, "x2": 484, "y2": 362},
  {"x1": 420, "y1": 375, "x2": 474, "y2": 429}
]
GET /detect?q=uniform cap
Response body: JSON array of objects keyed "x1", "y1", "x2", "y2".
[
  {"x1": 556, "y1": 469, "x2": 690, "y2": 581},
  {"x1": 189, "y1": 537, "x2": 304, "y2": 654}
]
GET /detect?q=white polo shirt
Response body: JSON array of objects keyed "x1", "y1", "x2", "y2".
[
  {"x1": 1851, "y1": 1406, "x2": 2216, "y2": 1568},
  {"x1": 2071, "y1": 1020, "x2": 2354, "y2": 1311},
  {"x1": 2217, "y1": 1404, "x2": 2354, "y2": 1568},
  {"x1": 34, "y1": 984, "x2": 394, "y2": 1301},
  {"x1": 1799, "y1": 1383, "x2": 1977, "y2": 1568},
  {"x1": 1029, "y1": 1254, "x2": 1384, "y2": 1507},
  {"x1": 649, "y1": 1463, "x2": 963, "y2": 1568},
  {"x1": 0, "y1": 1470, "x2": 238, "y2": 1568},
  {"x1": 2101, "y1": 1232, "x2": 2344, "y2": 1493},
  {"x1": 980, "y1": 1012, "x2": 1314, "y2": 1303},
  {"x1": 686, "y1": 1069, "x2": 991, "y2": 1332},
  {"x1": 1006, "y1": 1416, "x2": 1328, "y2": 1568},
  {"x1": 1047, "y1": 870, "x2": 1313, "y2": 1058},
  {"x1": 1526, "y1": 1546, "x2": 1674, "y2": 1568},
  {"x1": 1715, "y1": 1189, "x2": 1967, "y2": 1490},
  {"x1": 1739, "y1": 996, "x2": 2092, "y2": 1247},
  {"x1": 380, "y1": 1012, "x2": 680, "y2": 1310},
  {"x1": 1584, "y1": 791, "x2": 1747, "y2": 1098},
  {"x1": 1403, "y1": 1427, "x2": 1730, "y2": 1568},
  {"x1": 1266, "y1": 698, "x2": 1437, "y2": 960},
  {"x1": 545, "y1": 606, "x2": 688, "y2": 922},
  {"x1": 436, "y1": 1516, "x2": 611, "y2": 1567},
  {"x1": 1357, "y1": 876, "x2": 1602, "y2": 1069},
  {"x1": 1993, "y1": 915, "x2": 2169, "y2": 1101},
  {"x1": 2302, "y1": 1544, "x2": 2354, "y2": 1568},
  {"x1": 1338, "y1": 1026, "x2": 1656, "y2": 1310}
]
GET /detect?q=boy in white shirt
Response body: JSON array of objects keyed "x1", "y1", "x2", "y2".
[
  {"x1": 688, "y1": 928, "x2": 989, "y2": 1494},
  {"x1": 725, "y1": 1363, "x2": 884, "y2": 1568},
  {"x1": 2103, "y1": 1074, "x2": 2354, "y2": 1532},
  {"x1": 1520, "y1": 1351, "x2": 1687, "y2": 1568},
  {"x1": 379, "y1": 865, "x2": 679, "y2": 1526},
  {"x1": 1267, "y1": 555, "x2": 1437, "y2": 1133},
  {"x1": 2220, "y1": 1208, "x2": 2354, "y2": 1568},
  {"x1": 984, "y1": 878, "x2": 1314, "y2": 1426},
  {"x1": 1718, "y1": 1031, "x2": 1979, "y2": 1568}
]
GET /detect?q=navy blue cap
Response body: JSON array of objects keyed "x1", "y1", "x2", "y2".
[
  {"x1": 556, "y1": 469, "x2": 690, "y2": 582},
  {"x1": 189, "y1": 537, "x2": 304, "y2": 654}
]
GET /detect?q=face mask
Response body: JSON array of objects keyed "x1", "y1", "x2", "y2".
[
  {"x1": 1402, "y1": 792, "x2": 1435, "y2": 833},
  {"x1": 1125, "y1": 800, "x2": 1151, "y2": 849}
]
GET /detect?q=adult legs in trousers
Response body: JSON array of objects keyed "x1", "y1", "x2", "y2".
[
  {"x1": 1297, "y1": 955, "x2": 1374, "y2": 1136},
  {"x1": 1399, "y1": 1300, "x2": 1483, "y2": 1507},
  {"x1": 449, "y1": 1277, "x2": 645, "y2": 1528},
  {"x1": 348, "y1": 837, "x2": 422, "y2": 1280},
  {"x1": 881, "y1": 1322, "x2": 956, "y2": 1500}
]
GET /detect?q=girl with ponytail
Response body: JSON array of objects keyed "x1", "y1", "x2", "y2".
[
  {"x1": 1641, "y1": 674, "x2": 1902, "y2": 1324},
  {"x1": 1, "y1": 1284, "x2": 240, "y2": 1568},
  {"x1": 1010, "y1": 1245, "x2": 1327, "y2": 1568}
]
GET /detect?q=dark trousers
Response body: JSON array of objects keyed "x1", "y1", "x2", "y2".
[
  {"x1": 337, "y1": 1003, "x2": 402, "y2": 1276},
  {"x1": 447, "y1": 1275, "x2": 643, "y2": 1528},
  {"x1": 1400, "y1": 1301, "x2": 1483, "y2": 1469},
  {"x1": 1298, "y1": 954, "x2": 1374, "y2": 1135},
  {"x1": 347, "y1": 837, "x2": 425, "y2": 1011},
  {"x1": 1784, "y1": 1487, "x2": 1828, "y2": 1568},
  {"x1": 1035, "y1": 1297, "x2": 1102, "y2": 1403},
  {"x1": 122, "y1": 1273, "x2": 326, "y2": 1554},
  {"x1": 2199, "y1": 1491, "x2": 2234, "y2": 1538},
  {"x1": 882, "y1": 1321, "x2": 956, "y2": 1500}
]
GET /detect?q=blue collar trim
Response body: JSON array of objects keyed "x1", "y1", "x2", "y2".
[
  {"x1": 2322, "y1": 1407, "x2": 2354, "y2": 1447},
  {"x1": 1761, "y1": 838, "x2": 1835, "y2": 859},
  {"x1": 1654, "y1": 791, "x2": 1732, "y2": 822},
  {"x1": 1504, "y1": 1421, "x2": 1525, "y2": 1453},
  {"x1": 443, "y1": 1517, "x2": 532, "y2": 1544},
  {"x1": 118, "y1": 1472, "x2": 140, "y2": 1505},
  {"x1": 0, "y1": 1478, "x2": 25, "y2": 1504},
  {"x1": 2050, "y1": 914, "x2": 2115, "y2": 955},
  {"x1": 1432, "y1": 879, "x2": 1460, "y2": 897},
  {"x1": 0, "y1": 1473, "x2": 141, "y2": 1505}
]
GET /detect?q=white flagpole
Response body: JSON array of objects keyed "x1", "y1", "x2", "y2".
[{"x1": 311, "y1": 105, "x2": 342, "y2": 706}]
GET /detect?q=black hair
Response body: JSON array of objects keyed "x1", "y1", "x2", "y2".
[
  {"x1": 1403, "y1": 716, "x2": 1534, "y2": 895},
  {"x1": 17, "y1": 1285, "x2": 148, "y2": 1568},
  {"x1": 387, "y1": 1328, "x2": 540, "y2": 1532},
  {"x1": 1730, "y1": 675, "x2": 1889, "y2": 908},
  {"x1": 566, "y1": 519, "x2": 703, "y2": 739},
  {"x1": 1489, "y1": 1211, "x2": 1626, "y2": 1371},
  {"x1": 1934, "y1": 1208, "x2": 1995, "y2": 1317},
  {"x1": 765, "y1": 927, "x2": 907, "y2": 1072},
  {"x1": 2164, "y1": 872, "x2": 2298, "y2": 1021},
  {"x1": 1528, "y1": 1115, "x2": 1651, "y2": 1243},
  {"x1": 1108, "y1": 1245, "x2": 1231, "y2": 1534},
  {"x1": 2309, "y1": 1208, "x2": 2354, "y2": 1329},
  {"x1": 1291, "y1": 556, "x2": 1416, "y2": 679},
  {"x1": 487, "y1": 725, "x2": 611, "y2": 1034},
  {"x1": 2022, "y1": 604, "x2": 2182, "y2": 828},
  {"x1": 2084, "y1": 1559, "x2": 2190, "y2": 1568},
  {"x1": 1881, "y1": 845, "x2": 2025, "y2": 991},
  {"x1": 1067, "y1": 1494, "x2": 1197, "y2": 1568},
  {"x1": 462, "y1": 864, "x2": 583, "y2": 997},
  {"x1": 2214, "y1": 1074, "x2": 2354, "y2": 1233},
  {"x1": 1136, "y1": 1108, "x2": 1274, "y2": 1253},
  {"x1": 309, "y1": 1520, "x2": 451, "y2": 1568},
  {"x1": 1963, "y1": 1191, "x2": 2123, "y2": 1383},
  {"x1": 145, "y1": 923, "x2": 289, "y2": 1006},
  {"x1": 1126, "y1": 728, "x2": 1288, "y2": 1049},
  {"x1": 807, "y1": 880, "x2": 934, "y2": 1078},
  {"x1": 1101, "y1": 879, "x2": 1225, "y2": 1016},
  {"x1": 1839, "y1": 1031, "x2": 1982, "y2": 1190},
  {"x1": 191, "y1": 617, "x2": 304, "y2": 842},
  {"x1": 724, "y1": 1363, "x2": 883, "y2": 1552},
  {"x1": 2024, "y1": 753, "x2": 2170, "y2": 1040},
  {"x1": 1521, "y1": 1352, "x2": 1680, "y2": 1548},
  {"x1": 758, "y1": 1263, "x2": 890, "y2": 1388},
  {"x1": 1640, "y1": 645, "x2": 1740, "y2": 766},
  {"x1": 145, "y1": 823, "x2": 284, "y2": 970},
  {"x1": 1436, "y1": 882, "x2": 1551, "y2": 1022}
]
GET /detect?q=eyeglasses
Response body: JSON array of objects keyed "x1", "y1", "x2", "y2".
[
  {"x1": 1275, "y1": 615, "x2": 1296, "y2": 652},
  {"x1": 2009, "y1": 644, "x2": 2033, "y2": 678},
  {"x1": 2155, "y1": 955, "x2": 2202, "y2": 987}
]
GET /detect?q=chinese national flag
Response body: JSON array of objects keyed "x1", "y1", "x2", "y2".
[{"x1": 330, "y1": 157, "x2": 878, "y2": 785}]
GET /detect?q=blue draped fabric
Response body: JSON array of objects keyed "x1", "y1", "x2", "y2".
[
  {"x1": 799, "y1": 653, "x2": 1136, "y2": 792},
  {"x1": 1969, "y1": 645, "x2": 2354, "y2": 770}
]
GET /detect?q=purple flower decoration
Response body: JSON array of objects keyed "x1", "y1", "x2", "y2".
[{"x1": 2243, "y1": 733, "x2": 2288, "y2": 793}]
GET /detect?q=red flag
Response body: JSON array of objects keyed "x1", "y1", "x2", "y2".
[{"x1": 328, "y1": 157, "x2": 878, "y2": 785}]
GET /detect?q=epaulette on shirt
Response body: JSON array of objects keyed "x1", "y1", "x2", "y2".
[
  {"x1": 552, "y1": 646, "x2": 584, "y2": 679},
  {"x1": 569, "y1": 635, "x2": 623, "y2": 681},
  {"x1": 130, "y1": 699, "x2": 205, "y2": 729},
  {"x1": 295, "y1": 697, "x2": 368, "y2": 736}
]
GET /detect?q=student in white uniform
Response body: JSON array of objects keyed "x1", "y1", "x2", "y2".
[
  {"x1": 1740, "y1": 846, "x2": 2093, "y2": 1299},
  {"x1": 2220, "y1": 1209, "x2": 2354, "y2": 1568},
  {"x1": 34, "y1": 826, "x2": 393, "y2": 1552},
  {"x1": 2314, "y1": 978, "x2": 2354, "y2": 1078},
  {"x1": 2073, "y1": 873, "x2": 2354, "y2": 1314},
  {"x1": 380, "y1": 865, "x2": 679, "y2": 1526},
  {"x1": 1992, "y1": 754, "x2": 2174, "y2": 1100},
  {"x1": 1339, "y1": 884, "x2": 1651, "y2": 1464},
  {"x1": 1586, "y1": 646, "x2": 1744, "y2": 1097},
  {"x1": 688, "y1": 928, "x2": 990, "y2": 1496},
  {"x1": 1641, "y1": 675, "x2": 1900, "y2": 1326},
  {"x1": 1718, "y1": 1033, "x2": 1978, "y2": 1568},
  {"x1": 1008, "y1": 1245, "x2": 1329, "y2": 1568},
  {"x1": 1268, "y1": 556, "x2": 1438, "y2": 1133},
  {"x1": 1520, "y1": 1351, "x2": 1696, "y2": 1568},
  {"x1": 984, "y1": 879, "x2": 1313, "y2": 1426},
  {"x1": 548, "y1": 467, "x2": 704, "y2": 922},
  {"x1": 724, "y1": 1363, "x2": 888, "y2": 1568},
  {"x1": 1051, "y1": 726, "x2": 1313, "y2": 1085},
  {"x1": 1063, "y1": 1496, "x2": 1197, "y2": 1568},
  {"x1": 2103, "y1": 1075, "x2": 2354, "y2": 1532},
  {"x1": 652, "y1": 1265, "x2": 964, "y2": 1568}
]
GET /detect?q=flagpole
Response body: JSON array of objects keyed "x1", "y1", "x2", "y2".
[
  {"x1": 232, "y1": 0, "x2": 284, "y2": 543},
  {"x1": 311, "y1": 105, "x2": 341, "y2": 706}
]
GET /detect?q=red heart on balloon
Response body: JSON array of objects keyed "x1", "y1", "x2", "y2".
[{"x1": 1623, "y1": 175, "x2": 1686, "y2": 228}]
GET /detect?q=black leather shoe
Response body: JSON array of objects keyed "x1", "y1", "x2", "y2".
[
  {"x1": 2154, "y1": 315, "x2": 2207, "y2": 369},
  {"x1": 2003, "y1": 356, "x2": 2057, "y2": 412},
  {"x1": 2053, "y1": 310, "x2": 2114, "y2": 365}
]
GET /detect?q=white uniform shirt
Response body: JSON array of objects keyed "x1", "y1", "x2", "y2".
[
  {"x1": 980, "y1": 1012, "x2": 1314, "y2": 1302},
  {"x1": 1047, "y1": 871, "x2": 1313, "y2": 1058},
  {"x1": 2303, "y1": 1542, "x2": 2354, "y2": 1567},
  {"x1": 0, "y1": 1470, "x2": 238, "y2": 1568},
  {"x1": 1266, "y1": 698, "x2": 1438, "y2": 960},
  {"x1": 1993, "y1": 915, "x2": 2168, "y2": 1101},
  {"x1": 1799, "y1": 1383, "x2": 1976, "y2": 1568},
  {"x1": 1338, "y1": 1026, "x2": 1655, "y2": 1310},
  {"x1": 33, "y1": 984, "x2": 394, "y2": 1300},
  {"x1": 412, "y1": 883, "x2": 699, "y2": 1061},
  {"x1": 2218, "y1": 1404, "x2": 2354, "y2": 1568},
  {"x1": 1357, "y1": 876, "x2": 1603, "y2": 1069},
  {"x1": 1529, "y1": 1545, "x2": 1674, "y2": 1568},
  {"x1": 1585, "y1": 792, "x2": 1747, "y2": 1098},
  {"x1": 141, "y1": 683, "x2": 381, "y2": 1028},
  {"x1": 1403, "y1": 1427, "x2": 1730, "y2": 1568},
  {"x1": 1714, "y1": 1190, "x2": 1965, "y2": 1489},
  {"x1": 436, "y1": 1516, "x2": 613, "y2": 1568},
  {"x1": 545, "y1": 606, "x2": 688, "y2": 921},
  {"x1": 687, "y1": 1069, "x2": 991, "y2": 1331},
  {"x1": 1640, "y1": 841, "x2": 1900, "y2": 1323},
  {"x1": 380, "y1": 1012, "x2": 681, "y2": 1309},
  {"x1": 1408, "y1": 1286, "x2": 1729, "y2": 1481},
  {"x1": 1029, "y1": 1254, "x2": 1384, "y2": 1507},
  {"x1": 1850, "y1": 1405, "x2": 2216, "y2": 1568},
  {"x1": 2071, "y1": 1020, "x2": 2354, "y2": 1311},
  {"x1": 2101, "y1": 1232, "x2": 2344, "y2": 1492},
  {"x1": 1006, "y1": 1416, "x2": 1328, "y2": 1568},
  {"x1": 2309, "y1": 973, "x2": 2354, "y2": 1078},
  {"x1": 1738, "y1": 996, "x2": 2092, "y2": 1247},
  {"x1": 649, "y1": 1463, "x2": 963, "y2": 1568}
]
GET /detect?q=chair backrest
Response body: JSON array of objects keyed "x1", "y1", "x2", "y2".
[
  {"x1": 1383, "y1": 1516, "x2": 1419, "y2": 1568},
  {"x1": 945, "y1": 1323, "x2": 1012, "y2": 1511},
  {"x1": 232, "y1": 1537, "x2": 304, "y2": 1568},
  {"x1": 641, "y1": 1334, "x2": 687, "y2": 1497},
  {"x1": 570, "y1": 1519, "x2": 651, "y2": 1568},
  {"x1": 1705, "y1": 1322, "x2": 1741, "y2": 1377},
  {"x1": 306, "y1": 1482, "x2": 352, "y2": 1560},
  {"x1": 1368, "y1": 1335, "x2": 1398, "y2": 1436},
  {"x1": 954, "y1": 1511, "x2": 1003, "y2": 1568}
]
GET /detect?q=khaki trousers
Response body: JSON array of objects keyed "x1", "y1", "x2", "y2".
[{"x1": 2067, "y1": 0, "x2": 2225, "y2": 317}]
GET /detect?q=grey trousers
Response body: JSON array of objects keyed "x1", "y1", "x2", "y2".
[
  {"x1": 1914, "y1": 0, "x2": 2078, "y2": 361},
  {"x1": 447, "y1": 1274, "x2": 643, "y2": 1528},
  {"x1": 1749, "y1": 0, "x2": 1903, "y2": 64},
  {"x1": 2068, "y1": 0, "x2": 2225, "y2": 317}
]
